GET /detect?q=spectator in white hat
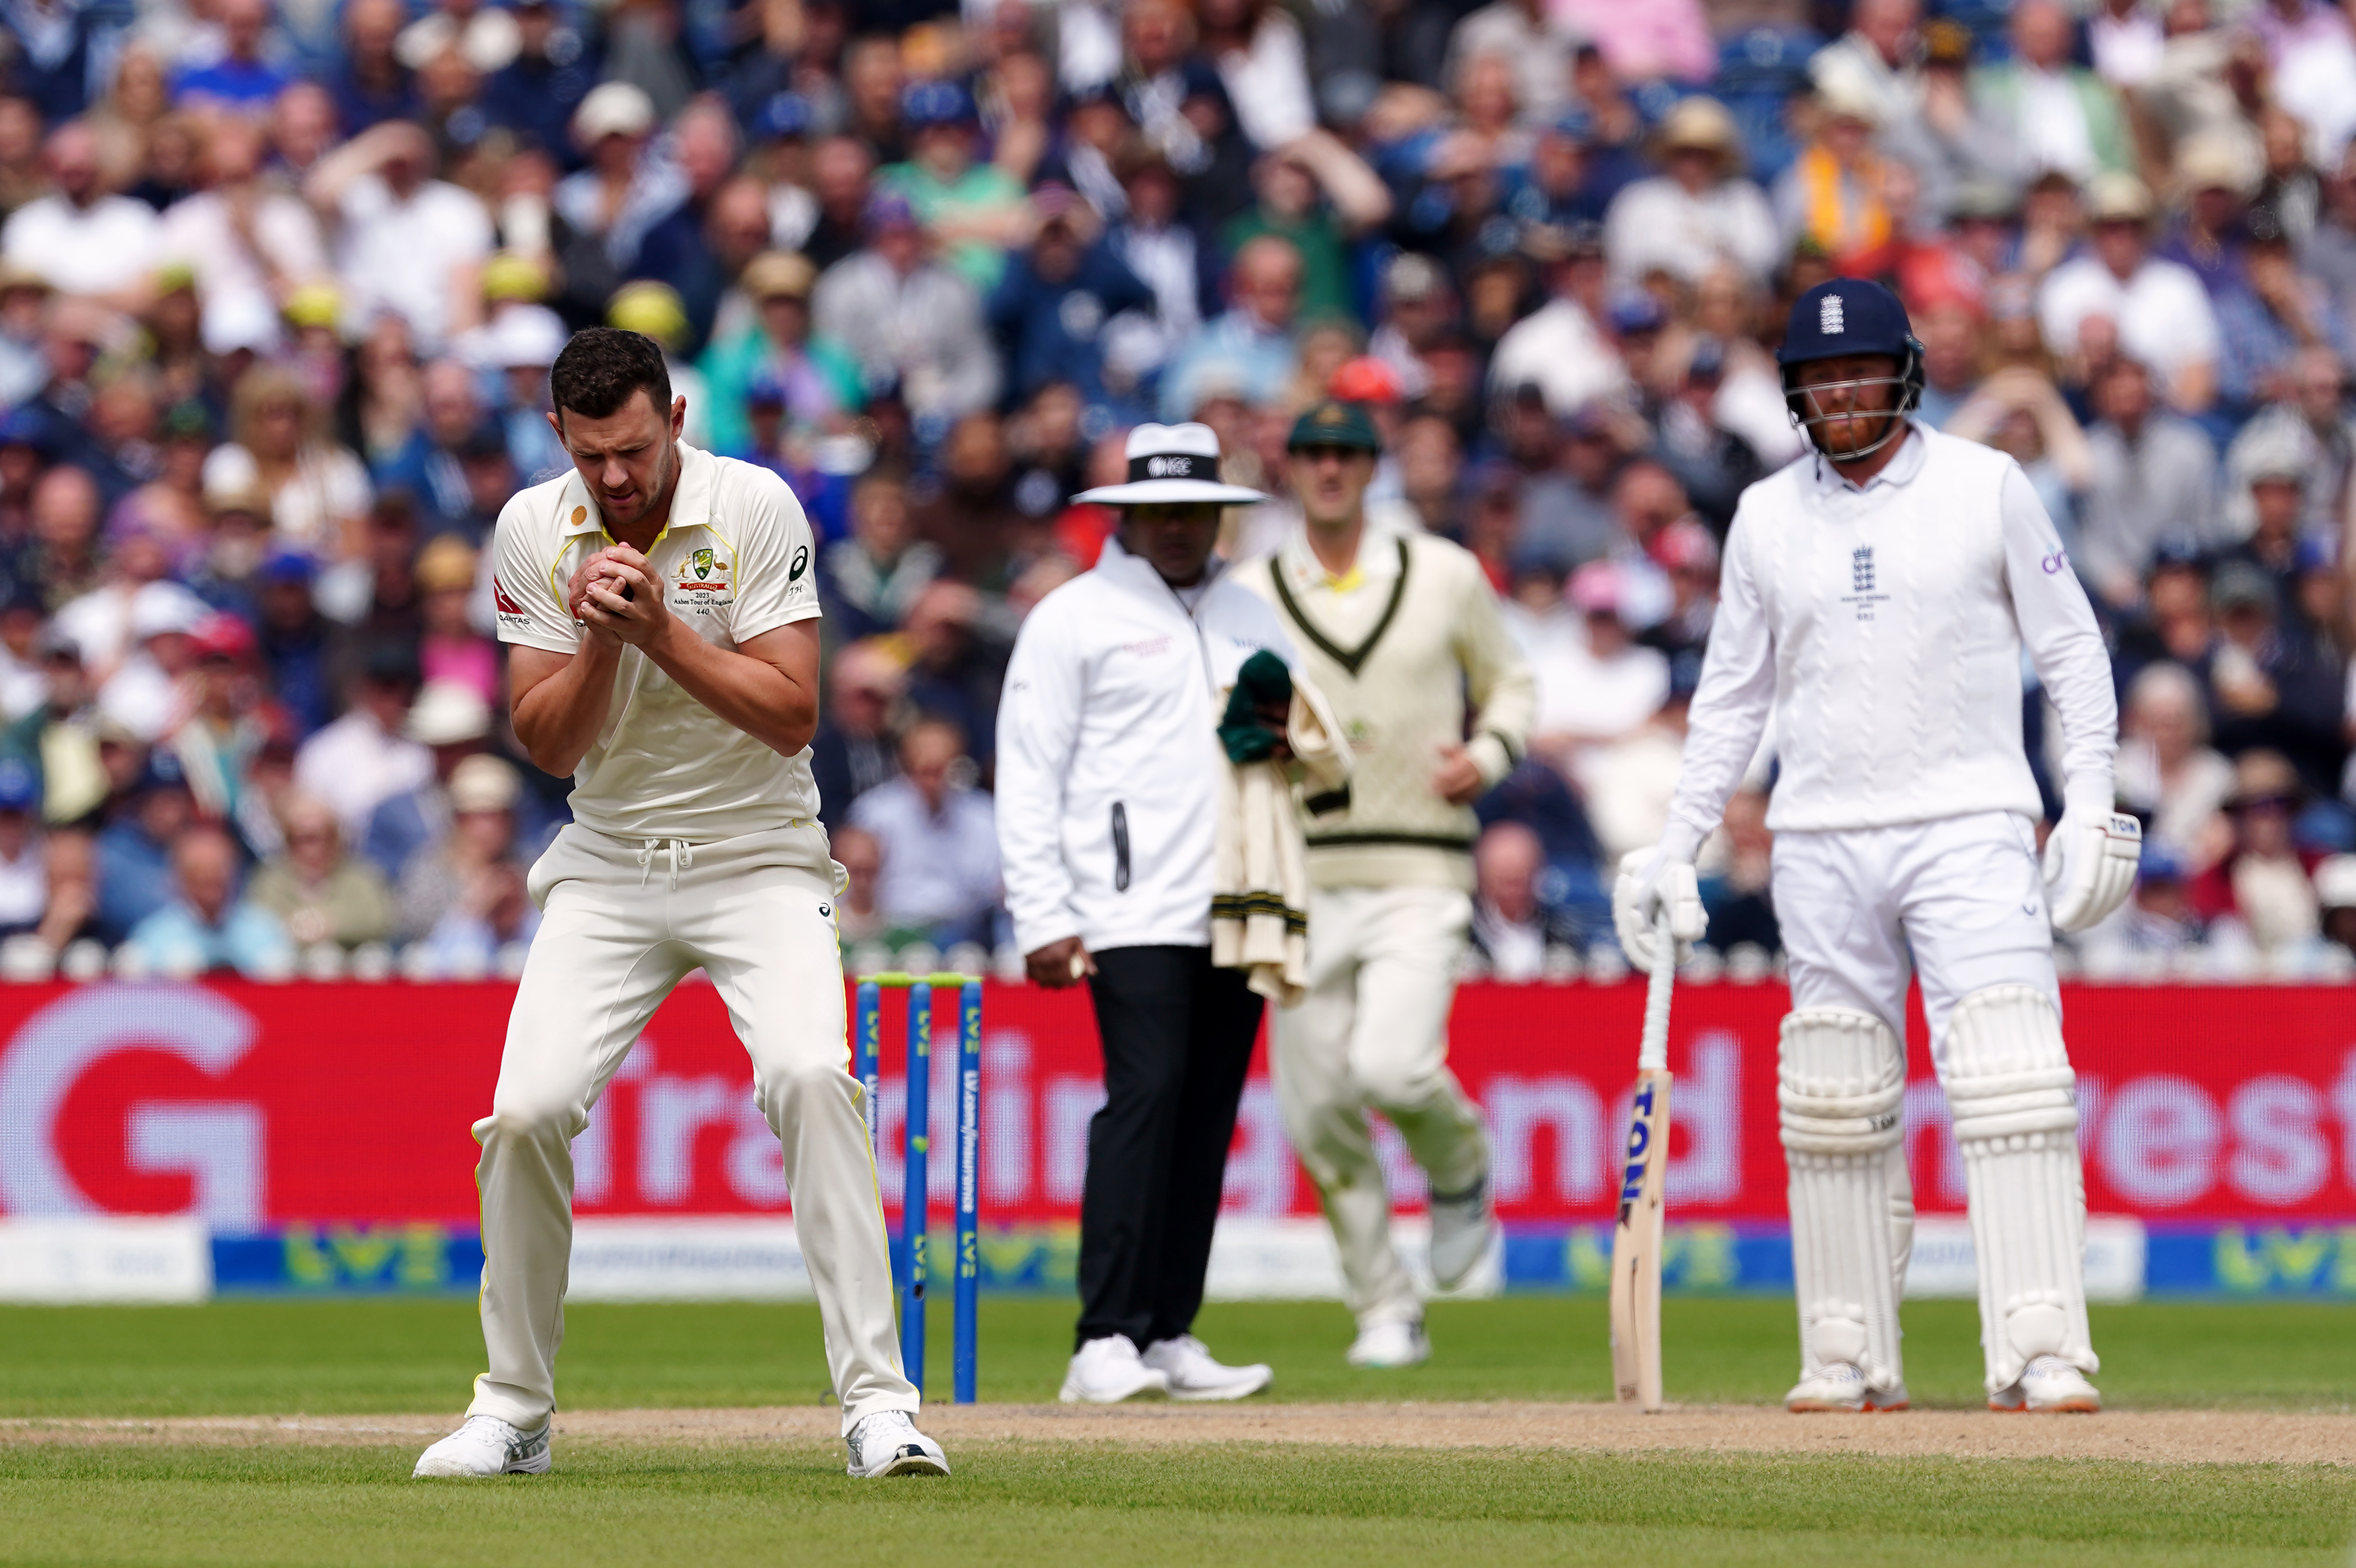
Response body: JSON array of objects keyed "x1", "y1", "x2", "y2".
[
  {"x1": 362, "y1": 677, "x2": 493, "y2": 880},
  {"x1": 397, "y1": 751, "x2": 529, "y2": 943},
  {"x1": 96, "y1": 580, "x2": 209, "y2": 741},
  {"x1": 2038, "y1": 172, "x2": 2220, "y2": 412},
  {"x1": 555, "y1": 81, "x2": 683, "y2": 277},
  {"x1": 2317, "y1": 853, "x2": 2356, "y2": 957}
]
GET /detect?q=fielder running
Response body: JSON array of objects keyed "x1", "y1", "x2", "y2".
[
  {"x1": 1616, "y1": 280, "x2": 2140, "y2": 1414},
  {"x1": 414, "y1": 329, "x2": 946, "y2": 1479},
  {"x1": 1237, "y1": 400, "x2": 1535, "y2": 1368}
]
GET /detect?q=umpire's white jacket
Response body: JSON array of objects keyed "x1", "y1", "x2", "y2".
[{"x1": 996, "y1": 537, "x2": 1299, "y2": 957}]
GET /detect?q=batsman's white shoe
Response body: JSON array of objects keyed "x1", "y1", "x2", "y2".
[
  {"x1": 844, "y1": 1409, "x2": 950, "y2": 1477},
  {"x1": 1141, "y1": 1334, "x2": 1273, "y2": 1402},
  {"x1": 1785, "y1": 1363, "x2": 1910, "y2": 1413},
  {"x1": 1059, "y1": 1334, "x2": 1172, "y2": 1404},
  {"x1": 1989, "y1": 1356, "x2": 2101, "y2": 1414},
  {"x1": 1427, "y1": 1178, "x2": 1495, "y2": 1293},
  {"x1": 1346, "y1": 1318, "x2": 1430, "y2": 1369},
  {"x1": 412, "y1": 1414, "x2": 551, "y2": 1477}
]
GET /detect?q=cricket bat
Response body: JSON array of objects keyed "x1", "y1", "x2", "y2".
[{"x1": 1609, "y1": 910, "x2": 1676, "y2": 1412}]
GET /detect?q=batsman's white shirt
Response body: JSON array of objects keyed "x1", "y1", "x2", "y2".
[
  {"x1": 492, "y1": 441, "x2": 823, "y2": 841},
  {"x1": 1663, "y1": 423, "x2": 2118, "y2": 859}
]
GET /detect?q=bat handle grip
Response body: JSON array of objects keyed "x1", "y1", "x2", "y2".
[{"x1": 1638, "y1": 907, "x2": 1675, "y2": 1073}]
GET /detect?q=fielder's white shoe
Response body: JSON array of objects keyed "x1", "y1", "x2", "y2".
[
  {"x1": 1427, "y1": 1177, "x2": 1495, "y2": 1292},
  {"x1": 1989, "y1": 1355, "x2": 2101, "y2": 1414},
  {"x1": 1142, "y1": 1334, "x2": 1273, "y2": 1402},
  {"x1": 1059, "y1": 1334, "x2": 1172, "y2": 1404},
  {"x1": 844, "y1": 1409, "x2": 950, "y2": 1477},
  {"x1": 1346, "y1": 1318, "x2": 1430, "y2": 1369},
  {"x1": 1785, "y1": 1362, "x2": 1910, "y2": 1413},
  {"x1": 412, "y1": 1414, "x2": 552, "y2": 1477}
]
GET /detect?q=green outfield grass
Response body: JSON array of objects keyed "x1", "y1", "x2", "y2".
[
  {"x1": 0, "y1": 1295, "x2": 2353, "y2": 1415},
  {"x1": 3, "y1": 1298, "x2": 2353, "y2": 1565},
  {"x1": 0, "y1": 1440, "x2": 2348, "y2": 1567}
]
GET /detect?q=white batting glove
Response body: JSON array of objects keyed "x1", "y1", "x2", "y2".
[
  {"x1": 2044, "y1": 793, "x2": 2143, "y2": 933},
  {"x1": 1613, "y1": 846, "x2": 1706, "y2": 969}
]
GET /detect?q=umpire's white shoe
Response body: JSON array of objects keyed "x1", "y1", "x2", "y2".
[
  {"x1": 1059, "y1": 1334, "x2": 1171, "y2": 1404},
  {"x1": 1989, "y1": 1356, "x2": 2102, "y2": 1414},
  {"x1": 412, "y1": 1415, "x2": 552, "y2": 1477},
  {"x1": 1142, "y1": 1334, "x2": 1273, "y2": 1402},
  {"x1": 1785, "y1": 1362, "x2": 1909, "y2": 1413},
  {"x1": 1427, "y1": 1177, "x2": 1495, "y2": 1292},
  {"x1": 844, "y1": 1409, "x2": 950, "y2": 1477},
  {"x1": 1346, "y1": 1318, "x2": 1430, "y2": 1369}
]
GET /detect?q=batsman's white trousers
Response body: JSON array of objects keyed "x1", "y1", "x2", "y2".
[
  {"x1": 466, "y1": 821, "x2": 917, "y2": 1436},
  {"x1": 1273, "y1": 884, "x2": 1489, "y2": 1329},
  {"x1": 1773, "y1": 811, "x2": 2061, "y2": 1063},
  {"x1": 1772, "y1": 810, "x2": 2094, "y2": 1391}
]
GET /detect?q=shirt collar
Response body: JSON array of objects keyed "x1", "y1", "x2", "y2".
[
  {"x1": 1809, "y1": 421, "x2": 1926, "y2": 495},
  {"x1": 1098, "y1": 532, "x2": 1230, "y2": 595},
  {"x1": 558, "y1": 442, "x2": 714, "y2": 543},
  {"x1": 1281, "y1": 528, "x2": 1398, "y2": 591}
]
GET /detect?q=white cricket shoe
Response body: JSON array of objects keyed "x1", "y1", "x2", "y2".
[
  {"x1": 1346, "y1": 1318, "x2": 1430, "y2": 1369},
  {"x1": 412, "y1": 1414, "x2": 552, "y2": 1477},
  {"x1": 1989, "y1": 1355, "x2": 2101, "y2": 1414},
  {"x1": 1427, "y1": 1177, "x2": 1495, "y2": 1292},
  {"x1": 1059, "y1": 1334, "x2": 1172, "y2": 1404},
  {"x1": 1142, "y1": 1334, "x2": 1273, "y2": 1402},
  {"x1": 844, "y1": 1409, "x2": 950, "y2": 1477},
  {"x1": 1785, "y1": 1362, "x2": 1909, "y2": 1413}
]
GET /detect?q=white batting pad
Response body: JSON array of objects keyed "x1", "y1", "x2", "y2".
[
  {"x1": 1779, "y1": 1008, "x2": 1911, "y2": 1391},
  {"x1": 1943, "y1": 984, "x2": 2098, "y2": 1393}
]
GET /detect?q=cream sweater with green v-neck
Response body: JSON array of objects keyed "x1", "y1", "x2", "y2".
[{"x1": 1236, "y1": 530, "x2": 1535, "y2": 892}]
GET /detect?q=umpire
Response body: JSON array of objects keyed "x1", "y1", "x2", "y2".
[{"x1": 997, "y1": 422, "x2": 1297, "y2": 1405}]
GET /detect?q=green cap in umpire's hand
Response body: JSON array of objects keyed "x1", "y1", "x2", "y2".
[{"x1": 1286, "y1": 399, "x2": 1382, "y2": 454}]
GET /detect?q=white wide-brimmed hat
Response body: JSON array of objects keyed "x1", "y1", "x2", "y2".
[{"x1": 1074, "y1": 422, "x2": 1266, "y2": 506}]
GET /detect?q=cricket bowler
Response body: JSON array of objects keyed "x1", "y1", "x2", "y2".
[
  {"x1": 413, "y1": 329, "x2": 946, "y2": 1479},
  {"x1": 1615, "y1": 280, "x2": 2141, "y2": 1413},
  {"x1": 1236, "y1": 400, "x2": 1535, "y2": 1369}
]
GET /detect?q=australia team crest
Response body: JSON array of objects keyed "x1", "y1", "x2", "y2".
[{"x1": 674, "y1": 543, "x2": 734, "y2": 610}]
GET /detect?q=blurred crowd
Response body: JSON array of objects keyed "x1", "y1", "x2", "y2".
[{"x1": 0, "y1": 0, "x2": 2353, "y2": 981}]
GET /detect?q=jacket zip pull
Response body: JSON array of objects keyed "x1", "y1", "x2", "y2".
[{"x1": 1111, "y1": 802, "x2": 1130, "y2": 892}]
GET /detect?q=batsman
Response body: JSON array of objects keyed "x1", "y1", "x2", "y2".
[{"x1": 1615, "y1": 280, "x2": 2140, "y2": 1414}]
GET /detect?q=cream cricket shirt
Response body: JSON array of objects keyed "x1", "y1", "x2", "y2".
[{"x1": 491, "y1": 442, "x2": 824, "y2": 841}]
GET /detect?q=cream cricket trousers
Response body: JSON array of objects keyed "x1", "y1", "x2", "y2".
[
  {"x1": 466, "y1": 821, "x2": 917, "y2": 1437},
  {"x1": 1273, "y1": 883, "x2": 1490, "y2": 1329}
]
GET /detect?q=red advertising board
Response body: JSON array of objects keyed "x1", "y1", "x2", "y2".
[{"x1": 2, "y1": 980, "x2": 2352, "y2": 1228}]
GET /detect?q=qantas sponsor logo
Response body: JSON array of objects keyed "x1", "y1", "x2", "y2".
[{"x1": 492, "y1": 575, "x2": 535, "y2": 630}]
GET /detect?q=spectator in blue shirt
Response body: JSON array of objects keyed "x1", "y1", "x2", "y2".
[
  {"x1": 988, "y1": 185, "x2": 1157, "y2": 422},
  {"x1": 171, "y1": 0, "x2": 291, "y2": 112},
  {"x1": 253, "y1": 550, "x2": 334, "y2": 737},
  {"x1": 327, "y1": 0, "x2": 417, "y2": 134},
  {"x1": 481, "y1": 0, "x2": 597, "y2": 164},
  {"x1": 847, "y1": 717, "x2": 1001, "y2": 949},
  {"x1": 95, "y1": 748, "x2": 194, "y2": 941},
  {"x1": 126, "y1": 822, "x2": 295, "y2": 978}
]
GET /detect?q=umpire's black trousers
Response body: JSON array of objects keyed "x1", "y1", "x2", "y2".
[{"x1": 1075, "y1": 944, "x2": 1263, "y2": 1350}]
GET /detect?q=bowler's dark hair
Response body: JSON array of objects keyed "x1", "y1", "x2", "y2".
[{"x1": 549, "y1": 328, "x2": 672, "y2": 421}]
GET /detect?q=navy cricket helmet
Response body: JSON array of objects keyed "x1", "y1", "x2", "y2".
[{"x1": 1777, "y1": 277, "x2": 1924, "y2": 460}]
